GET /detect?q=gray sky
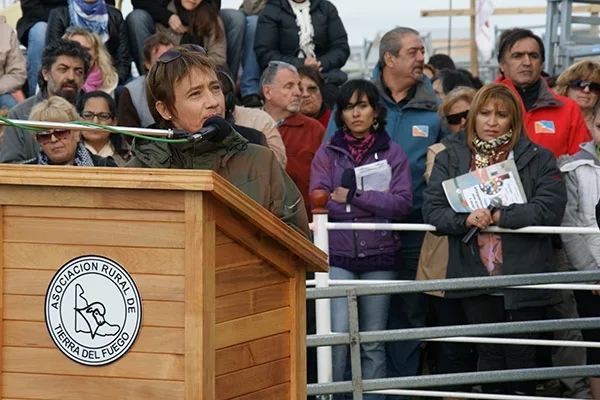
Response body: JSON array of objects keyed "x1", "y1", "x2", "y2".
[{"x1": 220, "y1": 0, "x2": 551, "y2": 45}]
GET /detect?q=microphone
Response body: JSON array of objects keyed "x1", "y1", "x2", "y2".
[
  {"x1": 187, "y1": 116, "x2": 231, "y2": 143},
  {"x1": 341, "y1": 169, "x2": 356, "y2": 212},
  {"x1": 462, "y1": 197, "x2": 503, "y2": 244}
]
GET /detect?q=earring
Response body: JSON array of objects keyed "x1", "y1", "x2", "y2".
[
  {"x1": 372, "y1": 120, "x2": 380, "y2": 131},
  {"x1": 166, "y1": 115, "x2": 172, "y2": 120}
]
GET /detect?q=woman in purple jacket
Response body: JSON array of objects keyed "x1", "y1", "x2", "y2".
[{"x1": 309, "y1": 79, "x2": 413, "y2": 398}]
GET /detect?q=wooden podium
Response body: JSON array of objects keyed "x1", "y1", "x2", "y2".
[{"x1": 0, "y1": 165, "x2": 327, "y2": 400}]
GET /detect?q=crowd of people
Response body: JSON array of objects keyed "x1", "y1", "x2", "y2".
[{"x1": 0, "y1": 1, "x2": 600, "y2": 399}]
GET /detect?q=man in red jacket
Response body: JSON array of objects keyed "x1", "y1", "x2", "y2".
[
  {"x1": 261, "y1": 61, "x2": 325, "y2": 217},
  {"x1": 496, "y1": 28, "x2": 592, "y2": 399},
  {"x1": 496, "y1": 28, "x2": 590, "y2": 158}
]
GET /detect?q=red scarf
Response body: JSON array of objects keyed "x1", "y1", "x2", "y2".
[{"x1": 344, "y1": 131, "x2": 376, "y2": 165}]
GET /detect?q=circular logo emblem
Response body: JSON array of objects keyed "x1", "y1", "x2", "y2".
[{"x1": 45, "y1": 255, "x2": 142, "y2": 366}]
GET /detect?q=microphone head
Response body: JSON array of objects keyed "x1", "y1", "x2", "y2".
[
  {"x1": 202, "y1": 116, "x2": 231, "y2": 142},
  {"x1": 489, "y1": 197, "x2": 503, "y2": 208}
]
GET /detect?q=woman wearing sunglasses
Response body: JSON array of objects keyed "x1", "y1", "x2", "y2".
[
  {"x1": 128, "y1": 46, "x2": 309, "y2": 236},
  {"x1": 555, "y1": 60, "x2": 600, "y2": 132},
  {"x1": 25, "y1": 96, "x2": 117, "y2": 167}
]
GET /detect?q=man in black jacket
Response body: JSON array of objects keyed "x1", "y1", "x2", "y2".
[
  {"x1": 16, "y1": 0, "x2": 114, "y2": 97},
  {"x1": 126, "y1": 0, "x2": 245, "y2": 79}
]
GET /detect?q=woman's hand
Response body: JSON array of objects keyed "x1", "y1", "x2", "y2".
[
  {"x1": 331, "y1": 187, "x2": 350, "y2": 204},
  {"x1": 304, "y1": 58, "x2": 323, "y2": 71},
  {"x1": 593, "y1": 283, "x2": 600, "y2": 296},
  {"x1": 492, "y1": 209, "x2": 501, "y2": 225},
  {"x1": 168, "y1": 14, "x2": 188, "y2": 34},
  {"x1": 466, "y1": 208, "x2": 493, "y2": 230}
]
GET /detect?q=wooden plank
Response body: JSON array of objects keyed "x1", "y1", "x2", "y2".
[
  {"x1": 421, "y1": 5, "x2": 600, "y2": 17},
  {"x1": 215, "y1": 229, "x2": 234, "y2": 246},
  {"x1": 216, "y1": 282, "x2": 290, "y2": 324},
  {"x1": 2, "y1": 372, "x2": 184, "y2": 399},
  {"x1": 4, "y1": 206, "x2": 184, "y2": 222},
  {"x1": 4, "y1": 244, "x2": 184, "y2": 275},
  {"x1": 4, "y1": 270, "x2": 184, "y2": 301},
  {"x1": 4, "y1": 217, "x2": 184, "y2": 248},
  {"x1": 4, "y1": 296, "x2": 184, "y2": 328},
  {"x1": 215, "y1": 308, "x2": 290, "y2": 350},
  {"x1": 231, "y1": 383, "x2": 290, "y2": 400},
  {"x1": 215, "y1": 242, "x2": 261, "y2": 270},
  {"x1": 214, "y1": 204, "x2": 297, "y2": 277},
  {"x1": 215, "y1": 358, "x2": 290, "y2": 400},
  {"x1": 216, "y1": 263, "x2": 288, "y2": 298},
  {"x1": 184, "y1": 192, "x2": 216, "y2": 400},
  {"x1": 215, "y1": 333, "x2": 290, "y2": 376},
  {"x1": 4, "y1": 321, "x2": 184, "y2": 355},
  {"x1": 3, "y1": 347, "x2": 184, "y2": 381},
  {"x1": 290, "y1": 270, "x2": 307, "y2": 399},
  {"x1": 0, "y1": 185, "x2": 185, "y2": 211}
]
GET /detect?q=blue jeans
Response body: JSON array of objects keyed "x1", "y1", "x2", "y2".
[
  {"x1": 27, "y1": 22, "x2": 47, "y2": 96},
  {"x1": 0, "y1": 93, "x2": 17, "y2": 109},
  {"x1": 386, "y1": 231, "x2": 428, "y2": 400},
  {"x1": 125, "y1": 9, "x2": 155, "y2": 75},
  {"x1": 220, "y1": 9, "x2": 245, "y2": 78},
  {"x1": 331, "y1": 266, "x2": 398, "y2": 400},
  {"x1": 126, "y1": 8, "x2": 245, "y2": 79},
  {"x1": 240, "y1": 15, "x2": 261, "y2": 97}
]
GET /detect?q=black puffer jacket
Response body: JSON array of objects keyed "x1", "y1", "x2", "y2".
[
  {"x1": 45, "y1": 5, "x2": 131, "y2": 84},
  {"x1": 16, "y1": 0, "x2": 114, "y2": 45},
  {"x1": 422, "y1": 130, "x2": 566, "y2": 310},
  {"x1": 254, "y1": 0, "x2": 349, "y2": 74}
]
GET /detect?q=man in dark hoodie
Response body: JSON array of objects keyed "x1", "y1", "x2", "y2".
[{"x1": 126, "y1": 0, "x2": 245, "y2": 80}]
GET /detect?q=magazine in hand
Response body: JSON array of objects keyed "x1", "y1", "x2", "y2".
[
  {"x1": 354, "y1": 160, "x2": 391, "y2": 192},
  {"x1": 442, "y1": 159, "x2": 527, "y2": 213}
]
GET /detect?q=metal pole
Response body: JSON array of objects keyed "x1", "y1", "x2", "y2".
[
  {"x1": 470, "y1": 0, "x2": 479, "y2": 75},
  {"x1": 312, "y1": 212, "x2": 333, "y2": 399},
  {"x1": 448, "y1": 0, "x2": 453, "y2": 55},
  {"x1": 0, "y1": 119, "x2": 178, "y2": 137},
  {"x1": 347, "y1": 290, "x2": 364, "y2": 400}
]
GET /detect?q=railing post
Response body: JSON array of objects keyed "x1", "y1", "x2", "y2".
[
  {"x1": 347, "y1": 289, "x2": 364, "y2": 400},
  {"x1": 311, "y1": 190, "x2": 333, "y2": 399}
]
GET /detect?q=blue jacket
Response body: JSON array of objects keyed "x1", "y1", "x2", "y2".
[{"x1": 325, "y1": 65, "x2": 444, "y2": 219}]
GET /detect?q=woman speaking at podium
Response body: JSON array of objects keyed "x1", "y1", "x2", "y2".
[
  {"x1": 127, "y1": 45, "x2": 309, "y2": 237},
  {"x1": 422, "y1": 83, "x2": 566, "y2": 396}
]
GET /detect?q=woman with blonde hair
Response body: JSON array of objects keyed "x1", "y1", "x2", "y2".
[
  {"x1": 63, "y1": 28, "x2": 119, "y2": 95},
  {"x1": 423, "y1": 83, "x2": 566, "y2": 396},
  {"x1": 26, "y1": 96, "x2": 117, "y2": 166},
  {"x1": 555, "y1": 59, "x2": 600, "y2": 132}
]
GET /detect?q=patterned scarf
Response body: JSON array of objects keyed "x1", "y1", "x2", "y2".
[
  {"x1": 38, "y1": 142, "x2": 95, "y2": 166},
  {"x1": 471, "y1": 131, "x2": 513, "y2": 276},
  {"x1": 68, "y1": 0, "x2": 110, "y2": 43},
  {"x1": 344, "y1": 131, "x2": 376, "y2": 165},
  {"x1": 288, "y1": 0, "x2": 316, "y2": 59}
]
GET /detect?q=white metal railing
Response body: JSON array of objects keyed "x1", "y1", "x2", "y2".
[{"x1": 309, "y1": 210, "x2": 600, "y2": 399}]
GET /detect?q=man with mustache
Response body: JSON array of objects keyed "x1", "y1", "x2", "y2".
[
  {"x1": 261, "y1": 61, "x2": 325, "y2": 217},
  {"x1": 496, "y1": 28, "x2": 592, "y2": 399},
  {"x1": 0, "y1": 39, "x2": 90, "y2": 163}
]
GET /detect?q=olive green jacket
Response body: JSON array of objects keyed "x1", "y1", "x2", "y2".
[{"x1": 127, "y1": 129, "x2": 310, "y2": 238}]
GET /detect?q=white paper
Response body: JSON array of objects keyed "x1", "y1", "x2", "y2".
[{"x1": 354, "y1": 160, "x2": 392, "y2": 192}]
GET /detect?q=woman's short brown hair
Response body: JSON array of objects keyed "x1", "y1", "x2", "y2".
[
  {"x1": 146, "y1": 46, "x2": 217, "y2": 129},
  {"x1": 554, "y1": 59, "x2": 600, "y2": 96},
  {"x1": 438, "y1": 86, "x2": 477, "y2": 123},
  {"x1": 465, "y1": 83, "x2": 526, "y2": 150}
]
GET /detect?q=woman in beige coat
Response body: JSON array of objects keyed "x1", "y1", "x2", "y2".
[
  {"x1": 417, "y1": 86, "x2": 477, "y2": 397},
  {"x1": 0, "y1": 16, "x2": 26, "y2": 109}
]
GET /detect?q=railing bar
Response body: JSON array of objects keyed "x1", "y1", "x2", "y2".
[
  {"x1": 368, "y1": 389, "x2": 563, "y2": 400},
  {"x1": 425, "y1": 336, "x2": 600, "y2": 348},
  {"x1": 325, "y1": 222, "x2": 600, "y2": 234}
]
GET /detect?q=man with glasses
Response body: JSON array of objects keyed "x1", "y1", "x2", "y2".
[
  {"x1": 1, "y1": 39, "x2": 90, "y2": 164},
  {"x1": 496, "y1": 28, "x2": 590, "y2": 158},
  {"x1": 497, "y1": 28, "x2": 592, "y2": 399}
]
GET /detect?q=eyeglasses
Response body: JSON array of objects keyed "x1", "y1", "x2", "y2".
[
  {"x1": 569, "y1": 79, "x2": 600, "y2": 95},
  {"x1": 446, "y1": 110, "x2": 469, "y2": 125},
  {"x1": 301, "y1": 85, "x2": 320, "y2": 95},
  {"x1": 35, "y1": 129, "x2": 72, "y2": 145},
  {"x1": 81, "y1": 111, "x2": 112, "y2": 121},
  {"x1": 157, "y1": 44, "x2": 207, "y2": 64}
]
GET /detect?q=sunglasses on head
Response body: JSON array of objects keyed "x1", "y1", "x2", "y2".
[
  {"x1": 569, "y1": 79, "x2": 600, "y2": 94},
  {"x1": 35, "y1": 129, "x2": 71, "y2": 145},
  {"x1": 446, "y1": 110, "x2": 469, "y2": 125},
  {"x1": 157, "y1": 44, "x2": 207, "y2": 64}
]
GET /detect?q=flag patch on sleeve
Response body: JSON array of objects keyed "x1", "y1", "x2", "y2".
[
  {"x1": 534, "y1": 120, "x2": 555, "y2": 134},
  {"x1": 412, "y1": 125, "x2": 429, "y2": 137}
]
